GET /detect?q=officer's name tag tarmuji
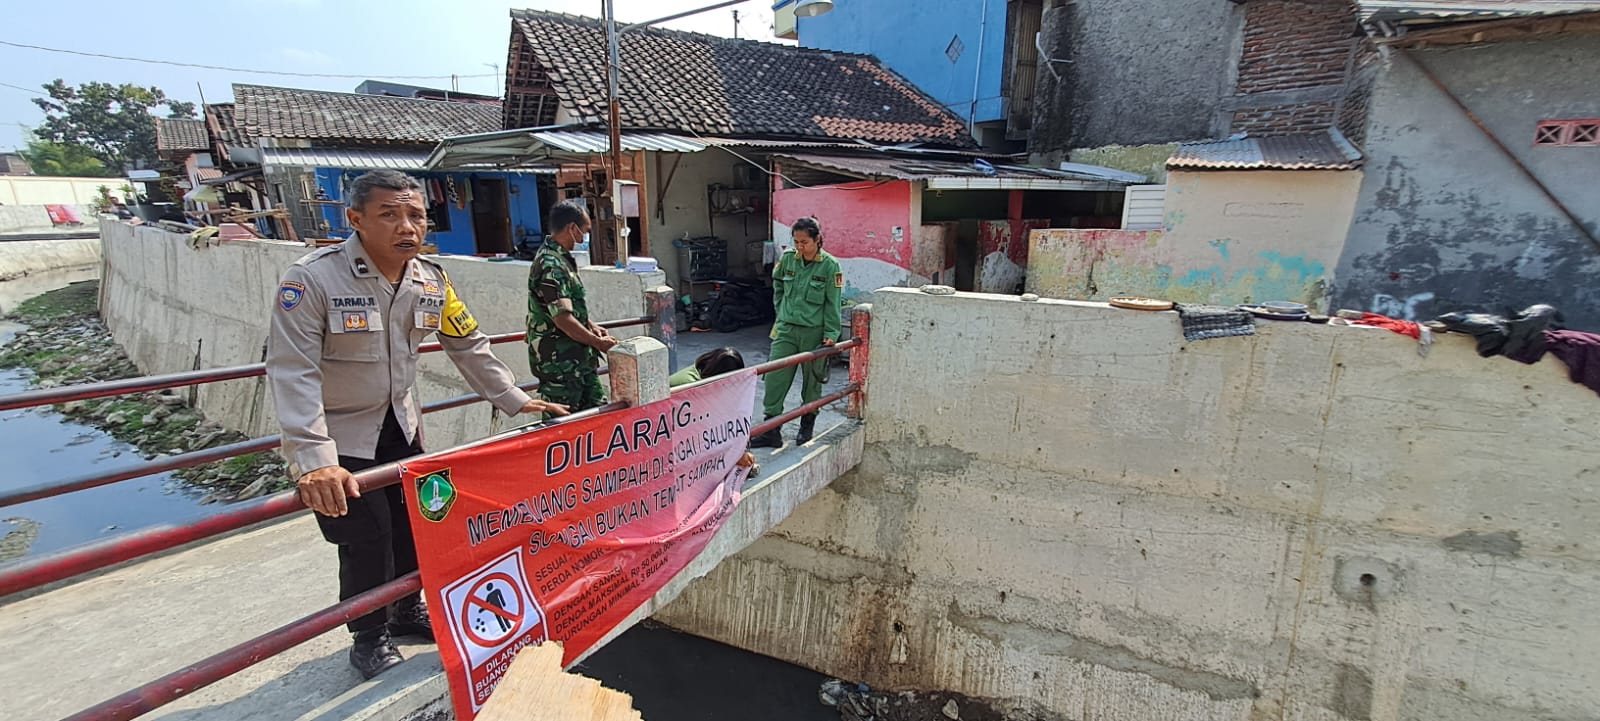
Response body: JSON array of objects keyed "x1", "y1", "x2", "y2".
[
  {"x1": 329, "y1": 309, "x2": 384, "y2": 333},
  {"x1": 279, "y1": 282, "x2": 305, "y2": 311},
  {"x1": 331, "y1": 296, "x2": 378, "y2": 309}
]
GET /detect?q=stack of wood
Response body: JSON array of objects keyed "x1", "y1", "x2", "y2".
[{"x1": 477, "y1": 642, "x2": 643, "y2": 721}]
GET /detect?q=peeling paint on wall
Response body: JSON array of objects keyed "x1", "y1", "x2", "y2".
[{"x1": 1333, "y1": 38, "x2": 1600, "y2": 329}]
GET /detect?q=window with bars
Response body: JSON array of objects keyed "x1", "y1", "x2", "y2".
[{"x1": 1534, "y1": 119, "x2": 1600, "y2": 147}]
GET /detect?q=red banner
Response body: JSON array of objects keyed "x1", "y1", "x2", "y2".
[{"x1": 402, "y1": 371, "x2": 758, "y2": 720}]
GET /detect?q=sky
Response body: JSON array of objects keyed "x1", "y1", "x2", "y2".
[{"x1": 0, "y1": 0, "x2": 781, "y2": 153}]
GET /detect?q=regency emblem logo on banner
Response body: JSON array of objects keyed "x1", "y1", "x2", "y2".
[{"x1": 402, "y1": 370, "x2": 758, "y2": 719}]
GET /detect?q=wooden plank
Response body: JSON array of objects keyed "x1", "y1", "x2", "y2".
[{"x1": 476, "y1": 642, "x2": 644, "y2": 721}]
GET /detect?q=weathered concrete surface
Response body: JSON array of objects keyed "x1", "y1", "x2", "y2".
[
  {"x1": 0, "y1": 205, "x2": 90, "y2": 236},
  {"x1": 0, "y1": 421, "x2": 861, "y2": 721},
  {"x1": 97, "y1": 219, "x2": 662, "y2": 446},
  {"x1": 0, "y1": 515, "x2": 441, "y2": 721},
  {"x1": 1028, "y1": 169, "x2": 1362, "y2": 308},
  {"x1": 0, "y1": 237, "x2": 100, "y2": 280},
  {"x1": 656, "y1": 288, "x2": 1600, "y2": 721},
  {"x1": 1335, "y1": 37, "x2": 1600, "y2": 328},
  {"x1": 1030, "y1": 0, "x2": 1245, "y2": 163}
]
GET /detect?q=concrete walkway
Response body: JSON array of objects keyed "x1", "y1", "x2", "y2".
[{"x1": 0, "y1": 421, "x2": 862, "y2": 721}]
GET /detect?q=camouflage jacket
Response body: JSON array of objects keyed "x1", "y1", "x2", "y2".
[{"x1": 526, "y1": 240, "x2": 598, "y2": 375}]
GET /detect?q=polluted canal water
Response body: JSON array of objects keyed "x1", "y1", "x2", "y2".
[{"x1": 0, "y1": 270, "x2": 222, "y2": 564}]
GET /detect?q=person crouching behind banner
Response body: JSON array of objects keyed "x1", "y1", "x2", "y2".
[
  {"x1": 266, "y1": 170, "x2": 569, "y2": 680},
  {"x1": 670, "y1": 347, "x2": 758, "y2": 476}
]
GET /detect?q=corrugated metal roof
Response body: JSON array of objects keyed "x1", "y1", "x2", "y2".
[
  {"x1": 262, "y1": 147, "x2": 432, "y2": 170},
  {"x1": 195, "y1": 168, "x2": 223, "y2": 180},
  {"x1": 1167, "y1": 131, "x2": 1364, "y2": 171},
  {"x1": 772, "y1": 153, "x2": 1141, "y2": 190},
  {"x1": 1360, "y1": 1, "x2": 1600, "y2": 24},
  {"x1": 529, "y1": 130, "x2": 708, "y2": 153}
]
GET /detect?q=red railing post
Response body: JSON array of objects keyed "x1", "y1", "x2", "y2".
[{"x1": 847, "y1": 304, "x2": 871, "y2": 419}]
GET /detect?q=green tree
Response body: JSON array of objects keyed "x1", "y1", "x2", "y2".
[
  {"x1": 30, "y1": 80, "x2": 197, "y2": 172},
  {"x1": 20, "y1": 138, "x2": 112, "y2": 177}
]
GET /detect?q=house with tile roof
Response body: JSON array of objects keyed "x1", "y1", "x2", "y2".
[
  {"x1": 424, "y1": 9, "x2": 1153, "y2": 298},
  {"x1": 154, "y1": 118, "x2": 226, "y2": 210},
  {"x1": 209, "y1": 83, "x2": 550, "y2": 254}
]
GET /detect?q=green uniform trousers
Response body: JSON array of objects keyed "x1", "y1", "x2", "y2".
[{"x1": 763, "y1": 322, "x2": 827, "y2": 418}]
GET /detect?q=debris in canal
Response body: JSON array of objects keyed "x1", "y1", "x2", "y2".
[
  {"x1": 818, "y1": 678, "x2": 1030, "y2": 721},
  {"x1": 0, "y1": 281, "x2": 289, "y2": 502},
  {"x1": 0, "y1": 518, "x2": 42, "y2": 561}
]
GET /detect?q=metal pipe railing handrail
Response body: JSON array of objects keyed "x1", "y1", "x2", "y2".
[
  {"x1": 0, "y1": 401, "x2": 630, "y2": 598},
  {"x1": 62, "y1": 573, "x2": 423, "y2": 721},
  {"x1": 0, "y1": 316, "x2": 653, "y2": 412},
  {"x1": 0, "y1": 377, "x2": 563, "y2": 509},
  {"x1": 751, "y1": 384, "x2": 859, "y2": 437}
]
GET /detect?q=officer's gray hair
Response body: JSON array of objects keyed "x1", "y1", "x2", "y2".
[{"x1": 348, "y1": 170, "x2": 424, "y2": 211}]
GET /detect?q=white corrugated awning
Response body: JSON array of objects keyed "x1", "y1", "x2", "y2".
[
  {"x1": 426, "y1": 126, "x2": 711, "y2": 171},
  {"x1": 262, "y1": 147, "x2": 431, "y2": 171}
]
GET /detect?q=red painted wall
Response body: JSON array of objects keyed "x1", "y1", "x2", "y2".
[{"x1": 772, "y1": 179, "x2": 915, "y2": 270}]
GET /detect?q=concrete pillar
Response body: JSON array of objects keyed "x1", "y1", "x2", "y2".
[
  {"x1": 606, "y1": 336, "x2": 671, "y2": 407},
  {"x1": 643, "y1": 284, "x2": 678, "y2": 371},
  {"x1": 847, "y1": 303, "x2": 872, "y2": 419}
]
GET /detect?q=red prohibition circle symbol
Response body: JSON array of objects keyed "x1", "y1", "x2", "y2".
[{"x1": 459, "y1": 572, "x2": 526, "y2": 648}]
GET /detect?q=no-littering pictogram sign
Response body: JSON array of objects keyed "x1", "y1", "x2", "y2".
[{"x1": 441, "y1": 550, "x2": 547, "y2": 669}]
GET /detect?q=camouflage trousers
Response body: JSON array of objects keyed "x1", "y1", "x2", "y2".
[{"x1": 534, "y1": 366, "x2": 606, "y2": 420}]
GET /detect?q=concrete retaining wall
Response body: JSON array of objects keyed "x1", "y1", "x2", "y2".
[
  {"x1": 98, "y1": 219, "x2": 664, "y2": 447},
  {"x1": 0, "y1": 205, "x2": 89, "y2": 235},
  {"x1": 658, "y1": 287, "x2": 1600, "y2": 721},
  {"x1": 0, "y1": 237, "x2": 101, "y2": 280}
]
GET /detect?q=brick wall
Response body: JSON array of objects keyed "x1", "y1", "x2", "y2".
[
  {"x1": 1234, "y1": 101, "x2": 1339, "y2": 136},
  {"x1": 1229, "y1": 0, "x2": 1363, "y2": 137},
  {"x1": 1337, "y1": 41, "x2": 1382, "y2": 144}
]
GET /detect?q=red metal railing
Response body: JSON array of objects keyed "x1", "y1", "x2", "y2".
[
  {"x1": 6, "y1": 312, "x2": 873, "y2": 721},
  {"x1": 0, "y1": 381, "x2": 545, "y2": 508},
  {"x1": 0, "y1": 317, "x2": 652, "y2": 413}
]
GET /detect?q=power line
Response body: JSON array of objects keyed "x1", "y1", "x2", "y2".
[
  {"x1": 0, "y1": 82, "x2": 40, "y2": 95},
  {"x1": 0, "y1": 40, "x2": 496, "y2": 81}
]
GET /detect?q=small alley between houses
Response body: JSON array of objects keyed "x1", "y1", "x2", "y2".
[{"x1": 1, "y1": 2, "x2": 1598, "y2": 721}]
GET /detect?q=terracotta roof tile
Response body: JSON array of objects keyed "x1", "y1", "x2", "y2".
[
  {"x1": 155, "y1": 118, "x2": 209, "y2": 151},
  {"x1": 233, "y1": 84, "x2": 502, "y2": 144},
  {"x1": 505, "y1": 10, "x2": 974, "y2": 148}
]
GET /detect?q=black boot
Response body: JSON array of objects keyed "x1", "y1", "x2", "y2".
[
  {"x1": 388, "y1": 598, "x2": 434, "y2": 641},
  {"x1": 350, "y1": 629, "x2": 404, "y2": 680},
  {"x1": 796, "y1": 413, "x2": 818, "y2": 444},
  {"x1": 750, "y1": 415, "x2": 783, "y2": 448}
]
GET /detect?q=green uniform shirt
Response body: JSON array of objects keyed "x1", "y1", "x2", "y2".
[
  {"x1": 668, "y1": 366, "x2": 701, "y2": 387},
  {"x1": 526, "y1": 241, "x2": 598, "y2": 375},
  {"x1": 772, "y1": 248, "x2": 843, "y2": 341}
]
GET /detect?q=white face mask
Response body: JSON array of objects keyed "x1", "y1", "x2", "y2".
[{"x1": 581, "y1": 232, "x2": 590, "y2": 246}]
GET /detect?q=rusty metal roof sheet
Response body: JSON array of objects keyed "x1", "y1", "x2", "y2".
[
  {"x1": 1359, "y1": 1, "x2": 1600, "y2": 24},
  {"x1": 1167, "y1": 131, "x2": 1364, "y2": 171},
  {"x1": 772, "y1": 153, "x2": 1142, "y2": 190}
]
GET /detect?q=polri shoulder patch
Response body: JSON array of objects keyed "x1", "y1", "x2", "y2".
[
  {"x1": 279, "y1": 281, "x2": 305, "y2": 311},
  {"x1": 834, "y1": 272, "x2": 844, "y2": 288}
]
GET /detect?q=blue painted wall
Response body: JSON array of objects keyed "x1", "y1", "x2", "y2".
[
  {"x1": 314, "y1": 169, "x2": 543, "y2": 256},
  {"x1": 791, "y1": 0, "x2": 1007, "y2": 125}
]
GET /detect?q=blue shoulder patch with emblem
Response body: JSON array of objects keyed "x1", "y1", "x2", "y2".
[{"x1": 279, "y1": 281, "x2": 305, "y2": 311}]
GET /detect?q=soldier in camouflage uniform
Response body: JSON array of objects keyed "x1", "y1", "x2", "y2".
[{"x1": 527, "y1": 200, "x2": 616, "y2": 418}]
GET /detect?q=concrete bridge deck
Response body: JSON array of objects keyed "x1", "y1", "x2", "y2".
[{"x1": 0, "y1": 422, "x2": 862, "y2": 721}]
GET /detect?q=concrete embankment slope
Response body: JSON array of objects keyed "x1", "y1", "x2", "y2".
[
  {"x1": 0, "y1": 237, "x2": 100, "y2": 280},
  {"x1": 657, "y1": 288, "x2": 1600, "y2": 721},
  {"x1": 98, "y1": 219, "x2": 663, "y2": 447}
]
